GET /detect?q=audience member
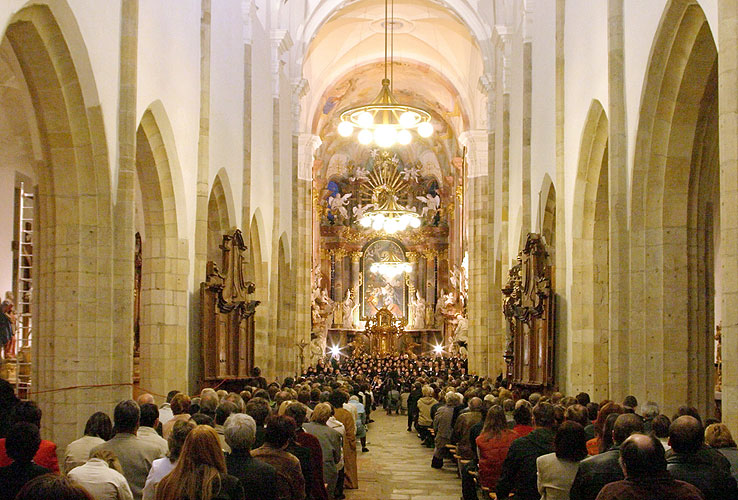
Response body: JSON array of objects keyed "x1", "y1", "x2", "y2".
[
  {"x1": 584, "y1": 403, "x2": 598, "y2": 440},
  {"x1": 303, "y1": 403, "x2": 342, "y2": 500},
  {"x1": 475, "y1": 405, "x2": 518, "y2": 491},
  {"x1": 640, "y1": 401, "x2": 659, "y2": 432},
  {"x1": 215, "y1": 401, "x2": 237, "y2": 453},
  {"x1": 586, "y1": 403, "x2": 624, "y2": 456},
  {"x1": 496, "y1": 402, "x2": 557, "y2": 500},
  {"x1": 347, "y1": 395, "x2": 368, "y2": 453},
  {"x1": 142, "y1": 419, "x2": 196, "y2": 500},
  {"x1": 569, "y1": 413, "x2": 644, "y2": 500},
  {"x1": 416, "y1": 385, "x2": 437, "y2": 445},
  {"x1": 330, "y1": 390, "x2": 358, "y2": 493},
  {"x1": 622, "y1": 395, "x2": 638, "y2": 414},
  {"x1": 137, "y1": 403, "x2": 168, "y2": 457},
  {"x1": 652, "y1": 414, "x2": 671, "y2": 451},
  {"x1": 223, "y1": 413, "x2": 277, "y2": 500},
  {"x1": 252, "y1": 415, "x2": 306, "y2": 500},
  {"x1": 90, "y1": 400, "x2": 165, "y2": 500},
  {"x1": 0, "y1": 422, "x2": 51, "y2": 500},
  {"x1": 512, "y1": 403, "x2": 534, "y2": 437},
  {"x1": 432, "y1": 391, "x2": 462, "y2": 469},
  {"x1": 704, "y1": 422, "x2": 738, "y2": 480},
  {"x1": 286, "y1": 403, "x2": 329, "y2": 500},
  {"x1": 161, "y1": 393, "x2": 190, "y2": 440},
  {"x1": 0, "y1": 378, "x2": 19, "y2": 439},
  {"x1": 537, "y1": 421, "x2": 588, "y2": 500},
  {"x1": 0, "y1": 400, "x2": 59, "y2": 473},
  {"x1": 64, "y1": 411, "x2": 113, "y2": 473},
  {"x1": 595, "y1": 433, "x2": 703, "y2": 500},
  {"x1": 67, "y1": 449, "x2": 134, "y2": 500},
  {"x1": 15, "y1": 474, "x2": 94, "y2": 500},
  {"x1": 154, "y1": 425, "x2": 244, "y2": 500},
  {"x1": 244, "y1": 397, "x2": 271, "y2": 449},
  {"x1": 666, "y1": 415, "x2": 738, "y2": 500},
  {"x1": 157, "y1": 390, "x2": 179, "y2": 426},
  {"x1": 199, "y1": 389, "x2": 219, "y2": 419},
  {"x1": 454, "y1": 397, "x2": 483, "y2": 460}
]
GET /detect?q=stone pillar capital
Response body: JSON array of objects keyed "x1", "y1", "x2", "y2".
[
  {"x1": 298, "y1": 133, "x2": 321, "y2": 181},
  {"x1": 406, "y1": 251, "x2": 419, "y2": 262}
]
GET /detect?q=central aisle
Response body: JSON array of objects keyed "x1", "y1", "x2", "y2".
[{"x1": 345, "y1": 410, "x2": 462, "y2": 500}]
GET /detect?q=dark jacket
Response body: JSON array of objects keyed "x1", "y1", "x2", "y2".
[
  {"x1": 569, "y1": 446, "x2": 623, "y2": 500},
  {"x1": 496, "y1": 427, "x2": 555, "y2": 500},
  {"x1": 595, "y1": 472, "x2": 705, "y2": 500},
  {"x1": 287, "y1": 442, "x2": 313, "y2": 500},
  {"x1": 225, "y1": 449, "x2": 277, "y2": 500},
  {"x1": 667, "y1": 451, "x2": 738, "y2": 500},
  {"x1": 0, "y1": 460, "x2": 51, "y2": 500}
]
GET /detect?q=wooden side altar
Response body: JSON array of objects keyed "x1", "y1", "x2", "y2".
[{"x1": 200, "y1": 230, "x2": 260, "y2": 387}]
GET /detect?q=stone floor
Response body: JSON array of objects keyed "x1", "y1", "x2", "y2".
[{"x1": 345, "y1": 410, "x2": 462, "y2": 500}]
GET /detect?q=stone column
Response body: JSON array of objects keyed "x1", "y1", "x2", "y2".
[
  {"x1": 522, "y1": 3, "x2": 533, "y2": 235},
  {"x1": 718, "y1": 0, "x2": 738, "y2": 432},
  {"x1": 424, "y1": 250, "x2": 437, "y2": 306}
]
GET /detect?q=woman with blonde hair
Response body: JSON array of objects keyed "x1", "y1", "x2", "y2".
[
  {"x1": 705, "y1": 423, "x2": 738, "y2": 480},
  {"x1": 67, "y1": 449, "x2": 132, "y2": 500},
  {"x1": 154, "y1": 425, "x2": 243, "y2": 500}
]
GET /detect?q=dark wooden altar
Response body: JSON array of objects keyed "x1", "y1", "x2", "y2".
[
  {"x1": 201, "y1": 230, "x2": 260, "y2": 385},
  {"x1": 502, "y1": 233, "x2": 555, "y2": 388}
]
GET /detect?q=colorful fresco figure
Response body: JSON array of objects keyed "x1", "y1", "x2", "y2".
[{"x1": 363, "y1": 240, "x2": 406, "y2": 319}]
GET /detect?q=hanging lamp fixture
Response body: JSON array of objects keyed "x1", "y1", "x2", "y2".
[
  {"x1": 336, "y1": 0, "x2": 434, "y2": 146},
  {"x1": 370, "y1": 253, "x2": 413, "y2": 279}
]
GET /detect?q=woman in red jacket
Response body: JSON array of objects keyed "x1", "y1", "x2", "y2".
[
  {"x1": 0, "y1": 400, "x2": 59, "y2": 473},
  {"x1": 475, "y1": 405, "x2": 518, "y2": 490}
]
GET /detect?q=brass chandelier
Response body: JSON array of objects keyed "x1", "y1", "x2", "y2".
[{"x1": 336, "y1": 0, "x2": 434, "y2": 147}]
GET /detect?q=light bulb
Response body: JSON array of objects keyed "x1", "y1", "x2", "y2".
[
  {"x1": 400, "y1": 111, "x2": 417, "y2": 128},
  {"x1": 410, "y1": 217, "x2": 421, "y2": 228},
  {"x1": 357, "y1": 111, "x2": 374, "y2": 128},
  {"x1": 398, "y1": 129, "x2": 412, "y2": 145},
  {"x1": 358, "y1": 129, "x2": 373, "y2": 145},
  {"x1": 374, "y1": 125, "x2": 397, "y2": 148},
  {"x1": 338, "y1": 121, "x2": 354, "y2": 137},
  {"x1": 360, "y1": 216, "x2": 372, "y2": 228},
  {"x1": 372, "y1": 218, "x2": 384, "y2": 231},
  {"x1": 417, "y1": 121, "x2": 434, "y2": 138},
  {"x1": 385, "y1": 220, "x2": 398, "y2": 234}
]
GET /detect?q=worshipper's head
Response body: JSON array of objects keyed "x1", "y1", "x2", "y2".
[
  {"x1": 586, "y1": 402, "x2": 599, "y2": 421},
  {"x1": 166, "y1": 390, "x2": 180, "y2": 403},
  {"x1": 0, "y1": 378, "x2": 18, "y2": 405},
  {"x1": 6, "y1": 422, "x2": 40, "y2": 463},
  {"x1": 283, "y1": 376, "x2": 295, "y2": 388},
  {"x1": 613, "y1": 413, "x2": 645, "y2": 446},
  {"x1": 640, "y1": 401, "x2": 659, "y2": 420},
  {"x1": 190, "y1": 413, "x2": 214, "y2": 426},
  {"x1": 113, "y1": 400, "x2": 140, "y2": 435},
  {"x1": 189, "y1": 398, "x2": 201, "y2": 415},
  {"x1": 553, "y1": 405, "x2": 565, "y2": 429},
  {"x1": 468, "y1": 397, "x2": 483, "y2": 412},
  {"x1": 285, "y1": 402, "x2": 308, "y2": 426},
  {"x1": 168, "y1": 419, "x2": 196, "y2": 462},
  {"x1": 89, "y1": 449, "x2": 124, "y2": 473},
  {"x1": 216, "y1": 390, "x2": 228, "y2": 401},
  {"x1": 673, "y1": 405, "x2": 702, "y2": 425},
  {"x1": 311, "y1": 402, "x2": 333, "y2": 424},
  {"x1": 310, "y1": 388, "x2": 321, "y2": 402},
  {"x1": 705, "y1": 423, "x2": 737, "y2": 449},
  {"x1": 529, "y1": 392, "x2": 542, "y2": 406},
  {"x1": 170, "y1": 393, "x2": 191, "y2": 416},
  {"x1": 223, "y1": 413, "x2": 257, "y2": 452},
  {"x1": 15, "y1": 475, "x2": 94, "y2": 500},
  {"x1": 576, "y1": 392, "x2": 591, "y2": 406},
  {"x1": 503, "y1": 398, "x2": 515, "y2": 413},
  {"x1": 421, "y1": 385, "x2": 434, "y2": 398},
  {"x1": 298, "y1": 389, "x2": 311, "y2": 405},
  {"x1": 252, "y1": 366, "x2": 262, "y2": 377},
  {"x1": 136, "y1": 393, "x2": 154, "y2": 406},
  {"x1": 551, "y1": 392, "x2": 563, "y2": 405},
  {"x1": 329, "y1": 390, "x2": 348, "y2": 409},
  {"x1": 618, "y1": 433, "x2": 667, "y2": 479},
  {"x1": 199, "y1": 390, "x2": 219, "y2": 416},
  {"x1": 225, "y1": 392, "x2": 245, "y2": 412},
  {"x1": 532, "y1": 402, "x2": 556, "y2": 429},
  {"x1": 651, "y1": 414, "x2": 671, "y2": 439},
  {"x1": 554, "y1": 421, "x2": 588, "y2": 462},
  {"x1": 595, "y1": 402, "x2": 624, "y2": 437},
  {"x1": 12, "y1": 400, "x2": 42, "y2": 428},
  {"x1": 275, "y1": 390, "x2": 292, "y2": 407},
  {"x1": 445, "y1": 391, "x2": 463, "y2": 407},
  {"x1": 669, "y1": 415, "x2": 704, "y2": 454},
  {"x1": 480, "y1": 405, "x2": 508, "y2": 438},
  {"x1": 623, "y1": 395, "x2": 638, "y2": 412},
  {"x1": 139, "y1": 403, "x2": 159, "y2": 428},
  {"x1": 244, "y1": 397, "x2": 271, "y2": 427},
  {"x1": 564, "y1": 404, "x2": 589, "y2": 428},
  {"x1": 84, "y1": 411, "x2": 113, "y2": 440},
  {"x1": 215, "y1": 401, "x2": 237, "y2": 426},
  {"x1": 263, "y1": 415, "x2": 297, "y2": 449}
]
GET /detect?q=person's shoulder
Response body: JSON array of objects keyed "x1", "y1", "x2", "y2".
[
  {"x1": 536, "y1": 452, "x2": 557, "y2": 466},
  {"x1": 671, "y1": 479, "x2": 708, "y2": 499},
  {"x1": 595, "y1": 479, "x2": 631, "y2": 499}
]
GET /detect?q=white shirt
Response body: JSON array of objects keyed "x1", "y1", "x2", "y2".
[
  {"x1": 136, "y1": 426, "x2": 169, "y2": 458},
  {"x1": 142, "y1": 457, "x2": 176, "y2": 500},
  {"x1": 64, "y1": 435, "x2": 105, "y2": 473},
  {"x1": 158, "y1": 404, "x2": 174, "y2": 426},
  {"x1": 68, "y1": 458, "x2": 134, "y2": 500}
]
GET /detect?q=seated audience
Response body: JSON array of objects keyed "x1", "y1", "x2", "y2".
[
  {"x1": 15, "y1": 474, "x2": 94, "y2": 500},
  {"x1": 476, "y1": 405, "x2": 518, "y2": 490},
  {"x1": 303, "y1": 403, "x2": 342, "y2": 500},
  {"x1": 252, "y1": 415, "x2": 306, "y2": 500},
  {"x1": 214, "y1": 401, "x2": 237, "y2": 453},
  {"x1": 154, "y1": 425, "x2": 244, "y2": 500},
  {"x1": 244, "y1": 397, "x2": 271, "y2": 449},
  {"x1": 453, "y1": 396, "x2": 483, "y2": 460},
  {"x1": 161, "y1": 393, "x2": 190, "y2": 440},
  {"x1": 0, "y1": 422, "x2": 51, "y2": 500},
  {"x1": 223, "y1": 413, "x2": 277, "y2": 500},
  {"x1": 137, "y1": 403, "x2": 168, "y2": 457},
  {"x1": 416, "y1": 385, "x2": 438, "y2": 445},
  {"x1": 584, "y1": 403, "x2": 598, "y2": 440},
  {"x1": 652, "y1": 414, "x2": 671, "y2": 451},
  {"x1": 569, "y1": 413, "x2": 644, "y2": 500},
  {"x1": 512, "y1": 404, "x2": 534, "y2": 437},
  {"x1": 666, "y1": 415, "x2": 738, "y2": 500},
  {"x1": 0, "y1": 400, "x2": 59, "y2": 473},
  {"x1": 142, "y1": 419, "x2": 196, "y2": 500},
  {"x1": 0, "y1": 379, "x2": 19, "y2": 439},
  {"x1": 286, "y1": 403, "x2": 329, "y2": 500},
  {"x1": 199, "y1": 389, "x2": 219, "y2": 420},
  {"x1": 157, "y1": 390, "x2": 179, "y2": 426},
  {"x1": 68, "y1": 449, "x2": 134, "y2": 500},
  {"x1": 64, "y1": 411, "x2": 113, "y2": 473},
  {"x1": 347, "y1": 395, "x2": 368, "y2": 453},
  {"x1": 595, "y1": 433, "x2": 704, "y2": 500},
  {"x1": 432, "y1": 391, "x2": 462, "y2": 469},
  {"x1": 704, "y1": 423, "x2": 738, "y2": 480},
  {"x1": 640, "y1": 401, "x2": 659, "y2": 432},
  {"x1": 330, "y1": 390, "x2": 358, "y2": 493},
  {"x1": 537, "y1": 421, "x2": 588, "y2": 500},
  {"x1": 496, "y1": 402, "x2": 557, "y2": 500},
  {"x1": 586, "y1": 403, "x2": 624, "y2": 456},
  {"x1": 91, "y1": 400, "x2": 165, "y2": 500}
]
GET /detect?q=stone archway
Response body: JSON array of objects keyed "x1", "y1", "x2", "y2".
[
  {"x1": 249, "y1": 211, "x2": 270, "y2": 374},
  {"x1": 631, "y1": 0, "x2": 718, "y2": 416},
  {"x1": 571, "y1": 100, "x2": 609, "y2": 400},
  {"x1": 207, "y1": 172, "x2": 235, "y2": 264},
  {"x1": 135, "y1": 105, "x2": 189, "y2": 398},
  {"x1": 276, "y1": 234, "x2": 293, "y2": 377},
  {"x1": 2, "y1": 4, "x2": 116, "y2": 445}
]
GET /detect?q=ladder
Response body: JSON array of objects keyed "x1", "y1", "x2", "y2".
[{"x1": 14, "y1": 183, "x2": 33, "y2": 399}]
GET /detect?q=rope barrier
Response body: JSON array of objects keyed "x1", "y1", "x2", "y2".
[{"x1": 28, "y1": 382, "x2": 168, "y2": 399}]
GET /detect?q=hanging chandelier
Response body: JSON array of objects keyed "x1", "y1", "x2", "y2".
[
  {"x1": 336, "y1": 0, "x2": 434, "y2": 147},
  {"x1": 370, "y1": 254, "x2": 413, "y2": 279}
]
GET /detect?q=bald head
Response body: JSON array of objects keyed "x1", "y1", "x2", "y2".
[
  {"x1": 137, "y1": 393, "x2": 154, "y2": 405},
  {"x1": 669, "y1": 415, "x2": 703, "y2": 454},
  {"x1": 468, "y1": 397, "x2": 483, "y2": 412},
  {"x1": 613, "y1": 413, "x2": 644, "y2": 445},
  {"x1": 619, "y1": 433, "x2": 666, "y2": 478}
]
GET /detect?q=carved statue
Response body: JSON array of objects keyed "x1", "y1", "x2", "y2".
[
  {"x1": 342, "y1": 290, "x2": 356, "y2": 329},
  {"x1": 309, "y1": 337, "x2": 325, "y2": 366},
  {"x1": 410, "y1": 291, "x2": 426, "y2": 329}
]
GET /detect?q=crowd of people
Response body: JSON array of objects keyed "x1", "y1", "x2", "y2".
[{"x1": 0, "y1": 352, "x2": 737, "y2": 500}]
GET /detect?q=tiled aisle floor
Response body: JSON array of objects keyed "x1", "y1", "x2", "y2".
[{"x1": 345, "y1": 410, "x2": 462, "y2": 500}]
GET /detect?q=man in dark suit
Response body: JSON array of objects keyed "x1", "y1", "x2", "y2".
[{"x1": 224, "y1": 412, "x2": 277, "y2": 500}]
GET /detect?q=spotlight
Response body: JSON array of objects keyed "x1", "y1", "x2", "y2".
[
  {"x1": 330, "y1": 345, "x2": 341, "y2": 358},
  {"x1": 433, "y1": 344, "x2": 443, "y2": 355},
  {"x1": 337, "y1": 121, "x2": 354, "y2": 137},
  {"x1": 417, "y1": 121, "x2": 434, "y2": 138}
]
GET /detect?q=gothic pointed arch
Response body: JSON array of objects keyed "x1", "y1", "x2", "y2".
[{"x1": 207, "y1": 171, "x2": 235, "y2": 264}]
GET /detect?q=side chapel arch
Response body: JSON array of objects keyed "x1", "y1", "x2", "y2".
[{"x1": 207, "y1": 171, "x2": 235, "y2": 264}]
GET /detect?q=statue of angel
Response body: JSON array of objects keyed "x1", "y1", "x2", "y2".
[
  {"x1": 401, "y1": 164, "x2": 422, "y2": 183},
  {"x1": 352, "y1": 203, "x2": 374, "y2": 222},
  {"x1": 328, "y1": 193, "x2": 352, "y2": 220},
  {"x1": 349, "y1": 166, "x2": 370, "y2": 183},
  {"x1": 416, "y1": 193, "x2": 441, "y2": 217}
]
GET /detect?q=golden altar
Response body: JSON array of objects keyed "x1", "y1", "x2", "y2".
[{"x1": 363, "y1": 307, "x2": 407, "y2": 355}]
